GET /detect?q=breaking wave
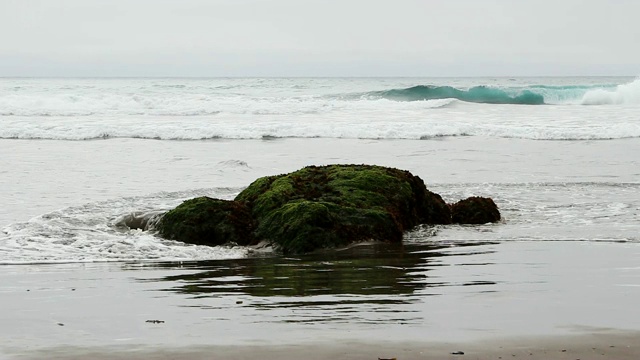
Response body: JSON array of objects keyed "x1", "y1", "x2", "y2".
[
  {"x1": 1, "y1": 78, "x2": 638, "y2": 119},
  {"x1": 372, "y1": 85, "x2": 545, "y2": 105},
  {"x1": 1, "y1": 77, "x2": 638, "y2": 141},
  {"x1": 367, "y1": 79, "x2": 640, "y2": 105},
  {"x1": 581, "y1": 78, "x2": 640, "y2": 105},
  {"x1": 1, "y1": 114, "x2": 638, "y2": 141}
]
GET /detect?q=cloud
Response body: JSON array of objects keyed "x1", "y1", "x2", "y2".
[{"x1": 1, "y1": 0, "x2": 638, "y2": 76}]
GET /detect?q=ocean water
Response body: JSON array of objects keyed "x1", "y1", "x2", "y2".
[
  {"x1": 1, "y1": 76, "x2": 639, "y2": 263},
  {"x1": 1, "y1": 77, "x2": 640, "y2": 355}
]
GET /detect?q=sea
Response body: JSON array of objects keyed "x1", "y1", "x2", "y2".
[{"x1": 1, "y1": 77, "x2": 639, "y2": 356}]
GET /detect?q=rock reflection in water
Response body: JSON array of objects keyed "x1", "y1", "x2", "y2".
[{"x1": 132, "y1": 242, "x2": 496, "y2": 325}]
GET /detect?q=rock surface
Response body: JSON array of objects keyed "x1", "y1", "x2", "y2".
[
  {"x1": 234, "y1": 164, "x2": 452, "y2": 254},
  {"x1": 450, "y1": 196, "x2": 501, "y2": 224},
  {"x1": 157, "y1": 197, "x2": 255, "y2": 247},
  {"x1": 156, "y1": 165, "x2": 500, "y2": 254}
]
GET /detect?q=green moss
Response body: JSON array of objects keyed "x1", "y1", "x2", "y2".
[
  {"x1": 256, "y1": 200, "x2": 339, "y2": 254},
  {"x1": 235, "y1": 175, "x2": 297, "y2": 216},
  {"x1": 155, "y1": 165, "x2": 484, "y2": 254},
  {"x1": 157, "y1": 197, "x2": 255, "y2": 246},
  {"x1": 234, "y1": 164, "x2": 451, "y2": 254}
]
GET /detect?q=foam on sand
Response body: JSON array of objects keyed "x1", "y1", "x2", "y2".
[{"x1": 0, "y1": 188, "x2": 248, "y2": 264}]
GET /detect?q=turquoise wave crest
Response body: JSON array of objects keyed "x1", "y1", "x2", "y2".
[
  {"x1": 367, "y1": 82, "x2": 630, "y2": 105},
  {"x1": 374, "y1": 85, "x2": 545, "y2": 105}
]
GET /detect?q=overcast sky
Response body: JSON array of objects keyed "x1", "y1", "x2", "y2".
[{"x1": 1, "y1": 0, "x2": 638, "y2": 77}]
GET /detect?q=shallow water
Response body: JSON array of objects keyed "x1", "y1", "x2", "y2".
[{"x1": 2, "y1": 137, "x2": 639, "y2": 263}]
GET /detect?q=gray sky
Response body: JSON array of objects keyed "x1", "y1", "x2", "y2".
[{"x1": 1, "y1": 0, "x2": 639, "y2": 77}]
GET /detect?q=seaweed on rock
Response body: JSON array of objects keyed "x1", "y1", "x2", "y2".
[
  {"x1": 157, "y1": 197, "x2": 256, "y2": 247},
  {"x1": 234, "y1": 165, "x2": 452, "y2": 253},
  {"x1": 156, "y1": 165, "x2": 500, "y2": 254}
]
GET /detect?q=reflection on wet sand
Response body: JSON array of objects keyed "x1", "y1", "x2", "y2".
[
  {"x1": 2, "y1": 240, "x2": 639, "y2": 357},
  {"x1": 128, "y1": 241, "x2": 497, "y2": 325}
]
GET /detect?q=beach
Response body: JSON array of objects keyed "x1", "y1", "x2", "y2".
[
  {"x1": 8, "y1": 332, "x2": 640, "y2": 359},
  {"x1": 2, "y1": 239, "x2": 639, "y2": 359},
  {"x1": 1, "y1": 77, "x2": 639, "y2": 358}
]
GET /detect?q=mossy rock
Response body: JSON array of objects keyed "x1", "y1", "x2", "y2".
[
  {"x1": 235, "y1": 164, "x2": 451, "y2": 254},
  {"x1": 450, "y1": 196, "x2": 501, "y2": 224},
  {"x1": 155, "y1": 165, "x2": 501, "y2": 254},
  {"x1": 156, "y1": 197, "x2": 255, "y2": 246}
]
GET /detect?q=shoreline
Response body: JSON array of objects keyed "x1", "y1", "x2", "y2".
[{"x1": 8, "y1": 331, "x2": 640, "y2": 359}]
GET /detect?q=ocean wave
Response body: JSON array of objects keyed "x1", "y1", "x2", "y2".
[
  {"x1": 581, "y1": 78, "x2": 640, "y2": 105},
  {"x1": 1, "y1": 79, "x2": 637, "y2": 119},
  {"x1": 364, "y1": 79, "x2": 640, "y2": 106},
  {"x1": 0, "y1": 188, "x2": 249, "y2": 264},
  {"x1": 1, "y1": 118, "x2": 638, "y2": 141},
  {"x1": 371, "y1": 85, "x2": 545, "y2": 105},
  {"x1": 1, "y1": 77, "x2": 638, "y2": 141},
  {"x1": 0, "y1": 93, "x2": 452, "y2": 117},
  {"x1": 0, "y1": 92, "x2": 224, "y2": 117}
]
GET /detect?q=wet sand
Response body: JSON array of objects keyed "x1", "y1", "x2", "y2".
[
  {"x1": 10, "y1": 331, "x2": 640, "y2": 360},
  {"x1": 2, "y1": 241, "x2": 639, "y2": 359}
]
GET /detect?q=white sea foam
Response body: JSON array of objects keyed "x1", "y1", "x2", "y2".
[
  {"x1": 429, "y1": 182, "x2": 640, "y2": 242},
  {"x1": 1, "y1": 102, "x2": 638, "y2": 141},
  {"x1": 0, "y1": 86, "x2": 451, "y2": 118},
  {"x1": 581, "y1": 78, "x2": 640, "y2": 105},
  {"x1": 0, "y1": 188, "x2": 249, "y2": 264},
  {"x1": 2, "y1": 77, "x2": 639, "y2": 140},
  {"x1": 3, "y1": 181, "x2": 638, "y2": 264},
  {"x1": 2, "y1": 130, "x2": 640, "y2": 263}
]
